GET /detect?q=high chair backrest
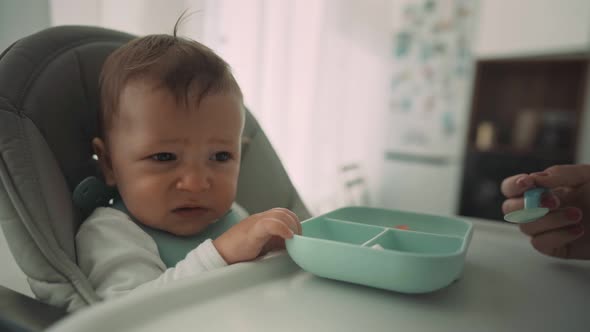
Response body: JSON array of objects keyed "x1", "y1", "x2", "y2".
[{"x1": 0, "y1": 26, "x2": 310, "y2": 312}]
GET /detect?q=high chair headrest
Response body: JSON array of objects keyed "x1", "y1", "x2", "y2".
[{"x1": 0, "y1": 26, "x2": 134, "y2": 310}]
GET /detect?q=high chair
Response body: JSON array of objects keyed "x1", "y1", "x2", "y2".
[{"x1": 0, "y1": 25, "x2": 310, "y2": 331}]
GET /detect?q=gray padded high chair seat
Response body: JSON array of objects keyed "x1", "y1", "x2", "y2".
[{"x1": 0, "y1": 25, "x2": 310, "y2": 329}]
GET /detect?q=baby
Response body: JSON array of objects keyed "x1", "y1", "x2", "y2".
[{"x1": 76, "y1": 28, "x2": 301, "y2": 300}]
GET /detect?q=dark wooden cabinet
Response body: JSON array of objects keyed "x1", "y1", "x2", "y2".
[{"x1": 459, "y1": 58, "x2": 588, "y2": 221}]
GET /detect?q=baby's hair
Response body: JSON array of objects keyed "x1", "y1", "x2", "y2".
[
  {"x1": 173, "y1": 9, "x2": 195, "y2": 39},
  {"x1": 97, "y1": 11, "x2": 242, "y2": 141}
]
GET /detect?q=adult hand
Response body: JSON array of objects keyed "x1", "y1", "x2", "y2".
[
  {"x1": 501, "y1": 164, "x2": 589, "y2": 259},
  {"x1": 213, "y1": 208, "x2": 301, "y2": 264}
]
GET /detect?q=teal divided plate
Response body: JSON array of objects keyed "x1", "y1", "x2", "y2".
[{"x1": 286, "y1": 207, "x2": 473, "y2": 293}]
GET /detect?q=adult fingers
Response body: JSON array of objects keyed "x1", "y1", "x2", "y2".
[
  {"x1": 502, "y1": 197, "x2": 524, "y2": 214},
  {"x1": 549, "y1": 187, "x2": 575, "y2": 205},
  {"x1": 502, "y1": 190, "x2": 562, "y2": 214},
  {"x1": 519, "y1": 207, "x2": 582, "y2": 236},
  {"x1": 532, "y1": 164, "x2": 590, "y2": 189},
  {"x1": 530, "y1": 224, "x2": 585, "y2": 258},
  {"x1": 501, "y1": 173, "x2": 535, "y2": 198}
]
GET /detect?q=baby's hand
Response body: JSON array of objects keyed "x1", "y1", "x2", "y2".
[{"x1": 213, "y1": 208, "x2": 301, "y2": 264}]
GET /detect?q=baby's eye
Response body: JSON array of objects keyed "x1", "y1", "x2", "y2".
[
  {"x1": 150, "y1": 152, "x2": 177, "y2": 162},
  {"x1": 210, "y1": 151, "x2": 232, "y2": 162}
]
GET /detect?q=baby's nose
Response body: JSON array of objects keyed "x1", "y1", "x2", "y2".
[{"x1": 175, "y1": 167, "x2": 211, "y2": 192}]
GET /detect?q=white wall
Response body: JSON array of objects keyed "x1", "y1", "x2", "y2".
[
  {"x1": 0, "y1": 0, "x2": 50, "y2": 51},
  {"x1": 50, "y1": 0, "x2": 210, "y2": 37},
  {"x1": 474, "y1": 0, "x2": 590, "y2": 58},
  {"x1": 0, "y1": 0, "x2": 50, "y2": 297}
]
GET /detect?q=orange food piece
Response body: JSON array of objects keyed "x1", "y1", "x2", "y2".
[{"x1": 394, "y1": 225, "x2": 410, "y2": 230}]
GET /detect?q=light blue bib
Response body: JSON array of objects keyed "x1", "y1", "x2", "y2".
[
  {"x1": 111, "y1": 199, "x2": 243, "y2": 268},
  {"x1": 73, "y1": 176, "x2": 245, "y2": 268}
]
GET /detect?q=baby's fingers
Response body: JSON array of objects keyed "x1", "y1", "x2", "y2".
[
  {"x1": 269, "y1": 208, "x2": 301, "y2": 235},
  {"x1": 254, "y1": 218, "x2": 294, "y2": 241}
]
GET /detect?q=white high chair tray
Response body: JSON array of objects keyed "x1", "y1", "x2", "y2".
[{"x1": 49, "y1": 219, "x2": 590, "y2": 332}]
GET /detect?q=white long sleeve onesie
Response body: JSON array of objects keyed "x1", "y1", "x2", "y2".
[{"x1": 76, "y1": 207, "x2": 228, "y2": 300}]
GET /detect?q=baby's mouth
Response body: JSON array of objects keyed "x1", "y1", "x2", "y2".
[{"x1": 172, "y1": 206, "x2": 209, "y2": 218}]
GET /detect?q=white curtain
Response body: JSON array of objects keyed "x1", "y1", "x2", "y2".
[
  {"x1": 49, "y1": 0, "x2": 396, "y2": 214},
  {"x1": 208, "y1": 0, "x2": 395, "y2": 213}
]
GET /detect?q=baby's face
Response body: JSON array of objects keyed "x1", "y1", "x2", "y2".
[{"x1": 95, "y1": 80, "x2": 243, "y2": 236}]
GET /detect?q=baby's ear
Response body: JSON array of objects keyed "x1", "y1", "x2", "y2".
[{"x1": 92, "y1": 138, "x2": 116, "y2": 186}]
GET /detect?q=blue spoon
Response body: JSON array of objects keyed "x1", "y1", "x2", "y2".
[{"x1": 504, "y1": 188, "x2": 549, "y2": 224}]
